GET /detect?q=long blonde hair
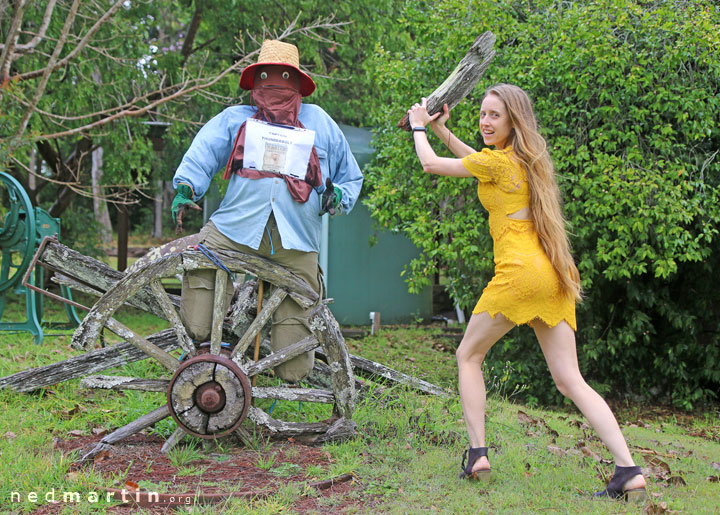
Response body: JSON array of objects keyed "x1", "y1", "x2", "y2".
[{"x1": 485, "y1": 84, "x2": 582, "y2": 301}]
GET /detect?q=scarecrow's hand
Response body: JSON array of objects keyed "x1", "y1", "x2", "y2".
[
  {"x1": 171, "y1": 184, "x2": 201, "y2": 232},
  {"x1": 319, "y1": 178, "x2": 342, "y2": 216}
]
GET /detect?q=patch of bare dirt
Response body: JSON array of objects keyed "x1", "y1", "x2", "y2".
[{"x1": 29, "y1": 432, "x2": 376, "y2": 514}]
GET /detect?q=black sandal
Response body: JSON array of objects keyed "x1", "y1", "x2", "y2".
[
  {"x1": 458, "y1": 446, "x2": 491, "y2": 481},
  {"x1": 593, "y1": 465, "x2": 646, "y2": 502}
]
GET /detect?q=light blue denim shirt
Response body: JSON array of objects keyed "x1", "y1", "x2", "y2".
[{"x1": 173, "y1": 104, "x2": 363, "y2": 253}]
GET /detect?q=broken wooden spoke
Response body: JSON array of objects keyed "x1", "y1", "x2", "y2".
[
  {"x1": 210, "y1": 269, "x2": 230, "y2": 355},
  {"x1": 251, "y1": 386, "x2": 334, "y2": 403},
  {"x1": 230, "y1": 287, "x2": 288, "y2": 359},
  {"x1": 81, "y1": 375, "x2": 169, "y2": 392},
  {"x1": 80, "y1": 405, "x2": 170, "y2": 463},
  {"x1": 104, "y1": 318, "x2": 179, "y2": 372},
  {"x1": 242, "y1": 335, "x2": 319, "y2": 377},
  {"x1": 309, "y1": 305, "x2": 355, "y2": 418},
  {"x1": 149, "y1": 279, "x2": 194, "y2": 355},
  {"x1": 317, "y1": 349, "x2": 449, "y2": 397},
  {"x1": 160, "y1": 427, "x2": 187, "y2": 454}
]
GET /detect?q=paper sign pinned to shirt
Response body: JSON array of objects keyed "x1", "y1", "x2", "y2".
[{"x1": 244, "y1": 118, "x2": 315, "y2": 181}]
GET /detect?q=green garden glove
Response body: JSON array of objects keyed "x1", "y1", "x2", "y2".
[
  {"x1": 319, "y1": 178, "x2": 342, "y2": 216},
  {"x1": 171, "y1": 184, "x2": 202, "y2": 222},
  {"x1": 171, "y1": 184, "x2": 201, "y2": 230}
]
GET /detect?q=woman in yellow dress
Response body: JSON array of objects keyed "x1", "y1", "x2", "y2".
[{"x1": 407, "y1": 84, "x2": 646, "y2": 501}]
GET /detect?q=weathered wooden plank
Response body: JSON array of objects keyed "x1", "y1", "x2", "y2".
[
  {"x1": 397, "y1": 31, "x2": 496, "y2": 131},
  {"x1": 104, "y1": 318, "x2": 179, "y2": 372},
  {"x1": 149, "y1": 279, "x2": 195, "y2": 355},
  {"x1": 80, "y1": 405, "x2": 170, "y2": 462},
  {"x1": 242, "y1": 335, "x2": 319, "y2": 377},
  {"x1": 0, "y1": 329, "x2": 178, "y2": 392},
  {"x1": 316, "y1": 349, "x2": 449, "y2": 397},
  {"x1": 81, "y1": 375, "x2": 169, "y2": 392},
  {"x1": 309, "y1": 305, "x2": 355, "y2": 418},
  {"x1": 210, "y1": 269, "x2": 229, "y2": 355},
  {"x1": 247, "y1": 407, "x2": 328, "y2": 435},
  {"x1": 42, "y1": 240, "x2": 178, "y2": 319},
  {"x1": 251, "y1": 386, "x2": 334, "y2": 403},
  {"x1": 297, "y1": 417, "x2": 357, "y2": 445},
  {"x1": 230, "y1": 288, "x2": 287, "y2": 359},
  {"x1": 229, "y1": 280, "x2": 257, "y2": 337},
  {"x1": 49, "y1": 246, "x2": 242, "y2": 341},
  {"x1": 126, "y1": 234, "x2": 200, "y2": 274}
]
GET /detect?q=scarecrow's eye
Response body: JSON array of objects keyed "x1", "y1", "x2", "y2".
[
  {"x1": 282, "y1": 71, "x2": 290, "y2": 79},
  {"x1": 260, "y1": 71, "x2": 268, "y2": 80}
]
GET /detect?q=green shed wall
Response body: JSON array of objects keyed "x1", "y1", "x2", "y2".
[
  {"x1": 325, "y1": 125, "x2": 432, "y2": 325},
  {"x1": 326, "y1": 201, "x2": 432, "y2": 325}
]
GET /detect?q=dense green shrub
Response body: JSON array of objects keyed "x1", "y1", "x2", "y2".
[{"x1": 364, "y1": 0, "x2": 720, "y2": 408}]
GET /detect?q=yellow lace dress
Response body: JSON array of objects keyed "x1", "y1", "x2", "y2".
[{"x1": 462, "y1": 147, "x2": 576, "y2": 330}]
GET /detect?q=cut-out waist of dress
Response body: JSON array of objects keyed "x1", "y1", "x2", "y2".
[{"x1": 489, "y1": 216, "x2": 535, "y2": 242}]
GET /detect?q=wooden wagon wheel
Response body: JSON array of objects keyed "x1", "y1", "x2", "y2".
[{"x1": 73, "y1": 248, "x2": 356, "y2": 460}]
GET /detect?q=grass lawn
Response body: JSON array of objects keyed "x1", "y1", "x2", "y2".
[{"x1": 0, "y1": 299, "x2": 718, "y2": 514}]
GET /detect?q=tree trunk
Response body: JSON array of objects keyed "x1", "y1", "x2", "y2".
[
  {"x1": 91, "y1": 147, "x2": 113, "y2": 243},
  {"x1": 27, "y1": 148, "x2": 38, "y2": 204},
  {"x1": 117, "y1": 203, "x2": 129, "y2": 271},
  {"x1": 152, "y1": 179, "x2": 163, "y2": 239},
  {"x1": 397, "y1": 31, "x2": 496, "y2": 131}
]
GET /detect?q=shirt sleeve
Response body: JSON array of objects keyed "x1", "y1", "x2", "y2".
[
  {"x1": 173, "y1": 108, "x2": 246, "y2": 200},
  {"x1": 461, "y1": 148, "x2": 503, "y2": 183}
]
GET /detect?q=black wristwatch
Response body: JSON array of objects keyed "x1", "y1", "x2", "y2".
[{"x1": 412, "y1": 127, "x2": 427, "y2": 132}]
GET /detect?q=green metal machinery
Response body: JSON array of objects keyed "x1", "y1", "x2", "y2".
[{"x1": 0, "y1": 172, "x2": 81, "y2": 343}]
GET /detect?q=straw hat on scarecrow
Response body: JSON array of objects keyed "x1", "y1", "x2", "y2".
[{"x1": 239, "y1": 40, "x2": 316, "y2": 97}]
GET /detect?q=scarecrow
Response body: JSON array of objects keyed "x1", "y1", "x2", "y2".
[{"x1": 171, "y1": 39, "x2": 363, "y2": 381}]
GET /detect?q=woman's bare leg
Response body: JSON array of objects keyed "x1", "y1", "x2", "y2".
[
  {"x1": 533, "y1": 320, "x2": 646, "y2": 490},
  {"x1": 456, "y1": 312, "x2": 515, "y2": 473}
]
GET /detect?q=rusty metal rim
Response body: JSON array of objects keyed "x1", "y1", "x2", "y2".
[{"x1": 166, "y1": 353, "x2": 251, "y2": 439}]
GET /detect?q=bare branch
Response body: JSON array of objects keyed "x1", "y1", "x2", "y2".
[
  {"x1": 34, "y1": 57, "x2": 252, "y2": 141},
  {"x1": 9, "y1": 153, "x2": 144, "y2": 204},
  {"x1": 13, "y1": 0, "x2": 58, "y2": 55},
  {"x1": 11, "y1": 0, "x2": 126, "y2": 82},
  {"x1": 10, "y1": 15, "x2": 350, "y2": 144},
  {"x1": 0, "y1": 0, "x2": 29, "y2": 83},
  {"x1": 147, "y1": 110, "x2": 205, "y2": 127},
  {"x1": 15, "y1": 0, "x2": 81, "y2": 139}
]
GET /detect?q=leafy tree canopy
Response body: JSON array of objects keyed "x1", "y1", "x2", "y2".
[{"x1": 364, "y1": 0, "x2": 720, "y2": 408}]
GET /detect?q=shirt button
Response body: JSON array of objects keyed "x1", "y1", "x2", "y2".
[
  {"x1": 271, "y1": 198, "x2": 275, "y2": 202},
  {"x1": 275, "y1": 180, "x2": 279, "y2": 184}
]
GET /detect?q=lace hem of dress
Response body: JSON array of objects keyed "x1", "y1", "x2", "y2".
[{"x1": 472, "y1": 307, "x2": 577, "y2": 332}]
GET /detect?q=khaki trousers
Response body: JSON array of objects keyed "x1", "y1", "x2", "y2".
[{"x1": 179, "y1": 217, "x2": 322, "y2": 382}]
